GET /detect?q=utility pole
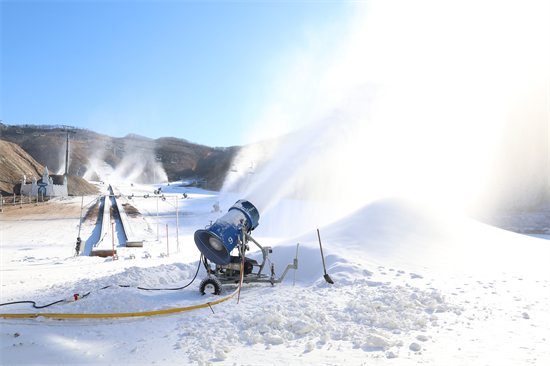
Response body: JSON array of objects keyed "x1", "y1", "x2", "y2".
[{"x1": 60, "y1": 125, "x2": 76, "y2": 175}]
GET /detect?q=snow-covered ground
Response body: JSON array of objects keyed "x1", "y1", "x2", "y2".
[{"x1": 1, "y1": 164, "x2": 549, "y2": 365}]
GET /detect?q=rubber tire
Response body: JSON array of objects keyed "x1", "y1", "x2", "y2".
[
  {"x1": 244, "y1": 261, "x2": 254, "y2": 275},
  {"x1": 199, "y1": 277, "x2": 222, "y2": 296}
]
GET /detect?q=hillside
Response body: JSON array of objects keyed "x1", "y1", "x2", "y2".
[
  {"x1": 0, "y1": 140, "x2": 45, "y2": 195},
  {"x1": 0, "y1": 139, "x2": 99, "y2": 196},
  {"x1": 0, "y1": 140, "x2": 44, "y2": 195},
  {"x1": 0, "y1": 124, "x2": 236, "y2": 190}
]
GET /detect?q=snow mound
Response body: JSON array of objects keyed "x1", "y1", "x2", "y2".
[
  {"x1": 3, "y1": 262, "x2": 206, "y2": 314},
  {"x1": 256, "y1": 197, "x2": 549, "y2": 284}
]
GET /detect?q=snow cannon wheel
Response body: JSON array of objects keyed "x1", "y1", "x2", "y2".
[
  {"x1": 199, "y1": 277, "x2": 222, "y2": 296},
  {"x1": 244, "y1": 261, "x2": 254, "y2": 275}
]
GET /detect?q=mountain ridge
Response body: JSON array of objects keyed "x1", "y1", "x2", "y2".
[{"x1": 0, "y1": 123, "x2": 237, "y2": 193}]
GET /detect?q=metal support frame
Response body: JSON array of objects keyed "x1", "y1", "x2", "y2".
[{"x1": 211, "y1": 229, "x2": 298, "y2": 286}]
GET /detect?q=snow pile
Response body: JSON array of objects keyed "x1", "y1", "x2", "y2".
[
  {"x1": 260, "y1": 197, "x2": 550, "y2": 284},
  {"x1": 2, "y1": 262, "x2": 205, "y2": 314},
  {"x1": 173, "y1": 280, "x2": 464, "y2": 364}
]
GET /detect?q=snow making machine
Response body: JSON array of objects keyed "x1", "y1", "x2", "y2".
[{"x1": 194, "y1": 199, "x2": 298, "y2": 295}]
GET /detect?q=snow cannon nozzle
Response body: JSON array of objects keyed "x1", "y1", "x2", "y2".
[{"x1": 194, "y1": 200, "x2": 259, "y2": 265}]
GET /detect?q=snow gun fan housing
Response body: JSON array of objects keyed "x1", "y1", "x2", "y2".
[
  {"x1": 194, "y1": 200, "x2": 260, "y2": 265},
  {"x1": 194, "y1": 199, "x2": 297, "y2": 295}
]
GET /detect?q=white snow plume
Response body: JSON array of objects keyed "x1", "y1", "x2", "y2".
[
  {"x1": 220, "y1": 137, "x2": 284, "y2": 201},
  {"x1": 82, "y1": 157, "x2": 104, "y2": 181},
  {"x1": 80, "y1": 138, "x2": 115, "y2": 181},
  {"x1": 221, "y1": 1, "x2": 549, "y2": 237},
  {"x1": 112, "y1": 142, "x2": 167, "y2": 184},
  {"x1": 473, "y1": 76, "x2": 550, "y2": 215},
  {"x1": 82, "y1": 138, "x2": 167, "y2": 184},
  {"x1": 55, "y1": 134, "x2": 69, "y2": 175}
]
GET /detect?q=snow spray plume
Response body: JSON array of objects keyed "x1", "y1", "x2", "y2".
[
  {"x1": 111, "y1": 141, "x2": 167, "y2": 184},
  {"x1": 82, "y1": 137, "x2": 167, "y2": 184},
  {"x1": 54, "y1": 145, "x2": 67, "y2": 175},
  {"x1": 82, "y1": 138, "x2": 117, "y2": 181},
  {"x1": 220, "y1": 2, "x2": 550, "y2": 237},
  {"x1": 473, "y1": 76, "x2": 550, "y2": 216}
]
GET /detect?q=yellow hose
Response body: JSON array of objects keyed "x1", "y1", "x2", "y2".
[{"x1": 0, "y1": 289, "x2": 238, "y2": 319}]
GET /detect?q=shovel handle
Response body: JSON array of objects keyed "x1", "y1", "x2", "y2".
[{"x1": 317, "y1": 229, "x2": 327, "y2": 273}]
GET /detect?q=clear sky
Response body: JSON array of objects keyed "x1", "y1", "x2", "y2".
[{"x1": 1, "y1": 0, "x2": 353, "y2": 147}]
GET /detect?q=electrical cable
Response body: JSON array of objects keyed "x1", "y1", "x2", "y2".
[
  {"x1": 116, "y1": 255, "x2": 202, "y2": 291},
  {"x1": 202, "y1": 255, "x2": 209, "y2": 272},
  {"x1": 0, "y1": 292, "x2": 91, "y2": 309},
  {"x1": 0, "y1": 256, "x2": 202, "y2": 309}
]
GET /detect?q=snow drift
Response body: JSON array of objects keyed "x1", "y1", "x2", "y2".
[{"x1": 257, "y1": 197, "x2": 550, "y2": 285}]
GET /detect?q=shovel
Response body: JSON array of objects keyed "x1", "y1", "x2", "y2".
[{"x1": 317, "y1": 229, "x2": 334, "y2": 284}]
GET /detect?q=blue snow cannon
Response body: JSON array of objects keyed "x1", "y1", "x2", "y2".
[{"x1": 194, "y1": 200, "x2": 260, "y2": 265}]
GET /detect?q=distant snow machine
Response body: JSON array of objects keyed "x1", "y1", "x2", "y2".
[{"x1": 194, "y1": 199, "x2": 298, "y2": 295}]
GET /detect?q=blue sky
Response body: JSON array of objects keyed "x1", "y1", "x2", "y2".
[{"x1": 1, "y1": 0, "x2": 353, "y2": 147}]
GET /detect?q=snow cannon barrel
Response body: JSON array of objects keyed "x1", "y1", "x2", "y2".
[{"x1": 194, "y1": 200, "x2": 260, "y2": 265}]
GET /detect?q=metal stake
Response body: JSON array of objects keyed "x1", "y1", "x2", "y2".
[
  {"x1": 112, "y1": 222, "x2": 115, "y2": 262},
  {"x1": 175, "y1": 196, "x2": 180, "y2": 252},
  {"x1": 293, "y1": 243, "x2": 299, "y2": 286},
  {"x1": 166, "y1": 224, "x2": 169, "y2": 257},
  {"x1": 156, "y1": 194, "x2": 159, "y2": 241},
  {"x1": 77, "y1": 195, "x2": 84, "y2": 239}
]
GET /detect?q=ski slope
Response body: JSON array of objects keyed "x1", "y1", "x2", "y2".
[{"x1": 1, "y1": 171, "x2": 549, "y2": 365}]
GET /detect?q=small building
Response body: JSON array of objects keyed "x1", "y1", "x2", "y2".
[{"x1": 21, "y1": 167, "x2": 68, "y2": 196}]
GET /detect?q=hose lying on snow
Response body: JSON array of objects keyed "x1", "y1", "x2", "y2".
[{"x1": 0, "y1": 256, "x2": 202, "y2": 310}]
